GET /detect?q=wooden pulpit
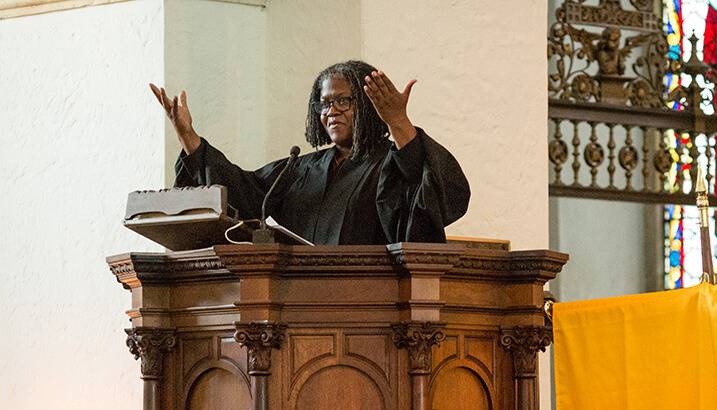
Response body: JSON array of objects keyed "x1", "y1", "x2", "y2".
[{"x1": 108, "y1": 239, "x2": 567, "y2": 410}]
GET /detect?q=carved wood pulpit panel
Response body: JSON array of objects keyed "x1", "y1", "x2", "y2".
[{"x1": 107, "y1": 240, "x2": 567, "y2": 410}]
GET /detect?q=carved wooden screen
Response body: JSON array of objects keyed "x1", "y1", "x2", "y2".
[{"x1": 547, "y1": 0, "x2": 717, "y2": 289}]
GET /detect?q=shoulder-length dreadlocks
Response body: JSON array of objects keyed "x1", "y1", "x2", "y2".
[{"x1": 305, "y1": 60, "x2": 389, "y2": 159}]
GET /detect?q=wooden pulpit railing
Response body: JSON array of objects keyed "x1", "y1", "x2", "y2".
[{"x1": 107, "y1": 239, "x2": 568, "y2": 410}]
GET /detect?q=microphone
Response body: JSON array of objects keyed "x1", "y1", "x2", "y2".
[
  {"x1": 254, "y1": 146, "x2": 300, "y2": 242},
  {"x1": 288, "y1": 145, "x2": 300, "y2": 158}
]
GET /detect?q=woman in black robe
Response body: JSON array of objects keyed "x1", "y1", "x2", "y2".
[{"x1": 150, "y1": 60, "x2": 470, "y2": 245}]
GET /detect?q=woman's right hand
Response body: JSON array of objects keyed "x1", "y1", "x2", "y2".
[{"x1": 149, "y1": 83, "x2": 201, "y2": 154}]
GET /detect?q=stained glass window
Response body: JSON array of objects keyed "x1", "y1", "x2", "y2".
[
  {"x1": 663, "y1": 0, "x2": 717, "y2": 289},
  {"x1": 665, "y1": 0, "x2": 683, "y2": 109}
]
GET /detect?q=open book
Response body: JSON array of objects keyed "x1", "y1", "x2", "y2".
[{"x1": 264, "y1": 216, "x2": 314, "y2": 246}]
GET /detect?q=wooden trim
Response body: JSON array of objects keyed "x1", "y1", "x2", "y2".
[
  {"x1": 447, "y1": 236, "x2": 511, "y2": 250},
  {"x1": 210, "y1": 0, "x2": 266, "y2": 6},
  {"x1": 549, "y1": 184, "x2": 717, "y2": 205},
  {"x1": 0, "y1": 0, "x2": 129, "y2": 19},
  {"x1": 548, "y1": 99, "x2": 717, "y2": 131},
  {"x1": 0, "y1": 0, "x2": 266, "y2": 20}
]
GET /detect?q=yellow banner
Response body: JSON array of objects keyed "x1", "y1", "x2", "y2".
[{"x1": 554, "y1": 283, "x2": 717, "y2": 409}]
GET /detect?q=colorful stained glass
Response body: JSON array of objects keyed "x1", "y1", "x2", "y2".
[
  {"x1": 663, "y1": 0, "x2": 717, "y2": 289},
  {"x1": 704, "y1": 0, "x2": 717, "y2": 63},
  {"x1": 664, "y1": 204, "x2": 684, "y2": 289},
  {"x1": 663, "y1": 129, "x2": 695, "y2": 193},
  {"x1": 665, "y1": 0, "x2": 683, "y2": 110},
  {"x1": 665, "y1": 0, "x2": 716, "y2": 114},
  {"x1": 664, "y1": 204, "x2": 717, "y2": 289}
]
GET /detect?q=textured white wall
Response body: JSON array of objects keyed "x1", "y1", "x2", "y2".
[
  {"x1": 0, "y1": 1, "x2": 164, "y2": 408},
  {"x1": 361, "y1": 0, "x2": 549, "y2": 250},
  {"x1": 164, "y1": 0, "x2": 267, "y2": 180},
  {"x1": 264, "y1": 0, "x2": 361, "y2": 160}
]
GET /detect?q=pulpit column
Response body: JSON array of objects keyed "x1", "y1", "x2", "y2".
[
  {"x1": 500, "y1": 326, "x2": 552, "y2": 410},
  {"x1": 125, "y1": 327, "x2": 176, "y2": 410},
  {"x1": 234, "y1": 321, "x2": 287, "y2": 410},
  {"x1": 392, "y1": 321, "x2": 446, "y2": 410}
]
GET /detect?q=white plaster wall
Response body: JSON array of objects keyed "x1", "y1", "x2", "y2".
[
  {"x1": 164, "y1": 0, "x2": 267, "y2": 181},
  {"x1": 361, "y1": 0, "x2": 549, "y2": 251},
  {"x1": 0, "y1": 1, "x2": 165, "y2": 408},
  {"x1": 264, "y1": 0, "x2": 361, "y2": 161},
  {"x1": 549, "y1": 197, "x2": 655, "y2": 302}
]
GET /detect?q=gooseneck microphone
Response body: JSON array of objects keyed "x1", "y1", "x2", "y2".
[{"x1": 259, "y1": 145, "x2": 301, "y2": 231}]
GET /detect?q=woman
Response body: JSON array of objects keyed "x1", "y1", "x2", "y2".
[{"x1": 150, "y1": 60, "x2": 469, "y2": 245}]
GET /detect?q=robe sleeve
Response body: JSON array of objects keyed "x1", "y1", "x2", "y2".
[
  {"x1": 174, "y1": 138, "x2": 287, "y2": 220},
  {"x1": 376, "y1": 128, "x2": 470, "y2": 243}
]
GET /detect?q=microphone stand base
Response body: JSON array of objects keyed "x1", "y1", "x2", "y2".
[{"x1": 252, "y1": 229, "x2": 276, "y2": 244}]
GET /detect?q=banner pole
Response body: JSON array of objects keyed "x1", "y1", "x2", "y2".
[{"x1": 696, "y1": 166, "x2": 715, "y2": 284}]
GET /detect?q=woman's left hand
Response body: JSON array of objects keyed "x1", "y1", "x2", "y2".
[{"x1": 364, "y1": 71, "x2": 417, "y2": 148}]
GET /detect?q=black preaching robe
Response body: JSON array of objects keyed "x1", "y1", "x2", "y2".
[{"x1": 174, "y1": 128, "x2": 470, "y2": 245}]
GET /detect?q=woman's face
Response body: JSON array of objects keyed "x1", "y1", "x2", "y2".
[{"x1": 319, "y1": 75, "x2": 354, "y2": 149}]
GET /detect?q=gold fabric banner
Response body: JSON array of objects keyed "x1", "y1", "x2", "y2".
[{"x1": 554, "y1": 283, "x2": 717, "y2": 409}]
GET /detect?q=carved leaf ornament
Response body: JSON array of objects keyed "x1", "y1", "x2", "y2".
[
  {"x1": 392, "y1": 322, "x2": 446, "y2": 374},
  {"x1": 500, "y1": 326, "x2": 552, "y2": 377},
  {"x1": 234, "y1": 322, "x2": 287, "y2": 373},
  {"x1": 125, "y1": 328, "x2": 176, "y2": 379}
]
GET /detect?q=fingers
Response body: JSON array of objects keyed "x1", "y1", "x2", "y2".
[
  {"x1": 364, "y1": 71, "x2": 388, "y2": 99},
  {"x1": 403, "y1": 79, "x2": 417, "y2": 100},
  {"x1": 363, "y1": 70, "x2": 415, "y2": 129},
  {"x1": 172, "y1": 95, "x2": 179, "y2": 119},
  {"x1": 152, "y1": 84, "x2": 186, "y2": 121},
  {"x1": 159, "y1": 87, "x2": 173, "y2": 114},
  {"x1": 363, "y1": 83, "x2": 379, "y2": 109},
  {"x1": 375, "y1": 71, "x2": 399, "y2": 94},
  {"x1": 149, "y1": 83, "x2": 163, "y2": 106},
  {"x1": 365, "y1": 71, "x2": 409, "y2": 103},
  {"x1": 363, "y1": 79, "x2": 384, "y2": 110}
]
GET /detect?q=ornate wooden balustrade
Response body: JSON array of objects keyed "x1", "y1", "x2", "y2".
[{"x1": 548, "y1": 0, "x2": 717, "y2": 205}]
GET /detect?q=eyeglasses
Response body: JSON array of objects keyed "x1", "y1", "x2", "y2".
[{"x1": 311, "y1": 96, "x2": 353, "y2": 115}]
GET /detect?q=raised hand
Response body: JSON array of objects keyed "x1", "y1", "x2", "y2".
[
  {"x1": 363, "y1": 71, "x2": 417, "y2": 148},
  {"x1": 149, "y1": 83, "x2": 201, "y2": 154}
]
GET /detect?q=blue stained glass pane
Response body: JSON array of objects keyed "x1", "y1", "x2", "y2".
[
  {"x1": 666, "y1": 204, "x2": 675, "y2": 218},
  {"x1": 668, "y1": 46, "x2": 681, "y2": 59},
  {"x1": 670, "y1": 251, "x2": 682, "y2": 266}
]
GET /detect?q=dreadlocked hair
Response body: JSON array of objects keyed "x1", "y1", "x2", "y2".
[{"x1": 305, "y1": 60, "x2": 389, "y2": 159}]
